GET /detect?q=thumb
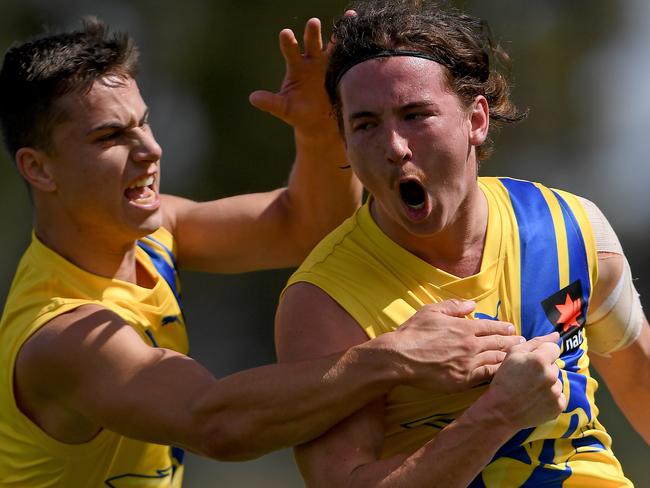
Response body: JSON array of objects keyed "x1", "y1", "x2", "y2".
[
  {"x1": 428, "y1": 299, "x2": 476, "y2": 318},
  {"x1": 249, "y1": 90, "x2": 287, "y2": 120}
]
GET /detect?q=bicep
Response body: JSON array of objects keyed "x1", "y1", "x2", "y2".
[{"x1": 18, "y1": 305, "x2": 214, "y2": 448}]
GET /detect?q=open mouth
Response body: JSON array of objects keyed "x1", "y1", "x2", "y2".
[
  {"x1": 399, "y1": 179, "x2": 427, "y2": 210},
  {"x1": 124, "y1": 174, "x2": 157, "y2": 205}
]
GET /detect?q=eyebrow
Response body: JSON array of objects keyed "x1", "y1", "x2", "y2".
[
  {"x1": 348, "y1": 100, "x2": 438, "y2": 122},
  {"x1": 86, "y1": 108, "x2": 150, "y2": 136},
  {"x1": 400, "y1": 100, "x2": 437, "y2": 110},
  {"x1": 348, "y1": 110, "x2": 376, "y2": 122}
]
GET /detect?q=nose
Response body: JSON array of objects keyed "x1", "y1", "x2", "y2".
[
  {"x1": 131, "y1": 126, "x2": 162, "y2": 164},
  {"x1": 384, "y1": 126, "x2": 412, "y2": 165}
]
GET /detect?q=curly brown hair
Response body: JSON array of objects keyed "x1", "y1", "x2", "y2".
[
  {"x1": 326, "y1": 0, "x2": 526, "y2": 160},
  {"x1": 0, "y1": 17, "x2": 139, "y2": 158}
]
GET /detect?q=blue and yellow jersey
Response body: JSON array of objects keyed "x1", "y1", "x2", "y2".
[
  {"x1": 286, "y1": 177, "x2": 631, "y2": 487},
  {"x1": 0, "y1": 227, "x2": 187, "y2": 487}
]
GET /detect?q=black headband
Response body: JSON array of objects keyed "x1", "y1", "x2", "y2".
[{"x1": 334, "y1": 50, "x2": 443, "y2": 86}]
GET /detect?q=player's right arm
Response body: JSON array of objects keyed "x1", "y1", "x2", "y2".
[
  {"x1": 276, "y1": 283, "x2": 565, "y2": 487},
  {"x1": 13, "y1": 296, "x2": 519, "y2": 462}
]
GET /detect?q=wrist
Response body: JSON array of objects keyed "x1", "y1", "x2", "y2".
[
  {"x1": 349, "y1": 335, "x2": 406, "y2": 392},
  {"x1": 463, "y1": 389, "x2": 520, "y2": 439},
  {"x1": 293, "y1": 129, "x2": 348, "y2": 171},
  {"x1": 294, "y1": 124, "x2": 343, "y2": 147}
]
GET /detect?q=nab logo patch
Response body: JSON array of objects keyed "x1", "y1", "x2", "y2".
[{"x1": 541, "y1": 280, "x2": 585, "y2": 352}]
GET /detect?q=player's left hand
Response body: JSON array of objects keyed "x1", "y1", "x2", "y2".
[{"x1": 249, "y1": 18, "x2": 335, "y2": 137}]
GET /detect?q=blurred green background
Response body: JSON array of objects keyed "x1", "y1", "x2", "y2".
[{"x1": 1, "y1": 0, "x2": 648, "y2": 486}]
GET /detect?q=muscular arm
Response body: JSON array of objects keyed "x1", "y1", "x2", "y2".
[
  {"x1": 161, "y1": 19, "x2": 361, "y2": 273},
  {"x1": 588, "y1": 253, "x2": 650, "y2": 443},
  {"x1": 15, "y1": 305, "x2": 414, "y2": 461},
  {"x1": 276, "y1": 283, "x2": 564, "y2": 487}
]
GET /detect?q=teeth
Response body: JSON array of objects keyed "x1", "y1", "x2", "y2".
[{"x1": 128, "y1": 175, "x2": 155, "y2": 189}]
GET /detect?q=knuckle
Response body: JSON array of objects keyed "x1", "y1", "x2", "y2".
[
  {"x1": 557, "y1": 396, "x2": 566, "y2": 413},
  {"x1": 553, "y1": 397, "x2": 566, "y2": 416},
  {"x1": 543, "y1": 341, "x2": 561, "y2": 355},
  {"x1": 544, "y1": 369, "x2": 559, "y2": 386}
]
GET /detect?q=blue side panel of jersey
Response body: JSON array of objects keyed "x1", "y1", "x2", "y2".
[
  {"x1": 171, "y1": 446, "x2": 185, "y2": 476},
  {"x1": 137, "y1": 239, "x2": 183, "y2": 311}
]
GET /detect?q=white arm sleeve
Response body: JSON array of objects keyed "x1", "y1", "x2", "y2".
[{"x1": 578, "y1": 196, "x2": 644, "y2": 356}]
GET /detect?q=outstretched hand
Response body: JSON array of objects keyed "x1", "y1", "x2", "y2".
[{"x1": 249, "y1": 18, "x2": 335, "y2": 136}]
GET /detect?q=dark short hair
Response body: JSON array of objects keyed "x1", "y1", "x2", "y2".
[
  {"x1": 0, "y1": 17, "x2": 139, "y2": 158},
  {"x1": 326, "y1": 0, "x2": 526, "y2": 160}
]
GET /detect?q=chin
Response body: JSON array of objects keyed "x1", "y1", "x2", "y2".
[
  {"x1": 141, "y1": 216, "x2": 163, "y2": 235},
  {"x1": 401, "y1": 212, "x2": 447, "y2": 237},
  {"x1": 129, "y1": 211, "x2": 163, "y2": 238}
]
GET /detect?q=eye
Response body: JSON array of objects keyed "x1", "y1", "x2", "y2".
[
  {"x1": 404, "y1": 112, "x2": 429, "y2": 121},
  {"x1": 352, "y1": 120, "x2": 377, "y2": 132},
  {"x1": 96, "y1": 131, "x2": 120, "y2": 142}
]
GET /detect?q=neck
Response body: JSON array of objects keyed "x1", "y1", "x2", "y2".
[
  {"x1": 34, "y1": 213, "x2": 141, "y2": 284},
  {"x1": 373, "y1": 183, "x2": 488, "y2": 278}
]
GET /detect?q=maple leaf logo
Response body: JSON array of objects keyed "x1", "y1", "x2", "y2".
[{"x1": 555, "y1": 293, "x2": 582, "y2": 332}]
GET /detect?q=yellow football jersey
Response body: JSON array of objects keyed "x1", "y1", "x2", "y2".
[
  {"x1": 286, "y1": 177, "x2": 631, "y2": 487},
  {"x1": 0, "y1": 227, "x2": 188, "y2": 487}
]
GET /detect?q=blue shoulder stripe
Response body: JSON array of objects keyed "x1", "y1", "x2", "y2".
[
  {"x1": 137, "y1": 237, "x2": 183, "y2": 311},
  {"x1": 551, "y1": 191, "x2": 592, "y2": 422},
  {"x1": 499, "y1": 178, "x2": 559, "y2": 338}
]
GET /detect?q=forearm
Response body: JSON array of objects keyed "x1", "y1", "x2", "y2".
[
  {"x1": 591, "y1": 321, "x2": 650, "y2": 443},
  {"x1": 347, "y1": 394, "x2": 517, "y2": 488},
  {"x1": 285, "y1": 128, "x2": 361, "y2": 253},
  {"x1": 194, "y1": 341, "x2": 401, "y2": 461},
  {"x1": 605, "y1": 375, "x2": 650, "y2": 443}
]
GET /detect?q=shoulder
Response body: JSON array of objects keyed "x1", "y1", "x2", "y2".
[
  {"x1": 276, "y1": 282, "x2": 368, "y2": 362},
  {"x1": 19, "y1": 304, "x2": 133, "y2": 363},
  {"x1": 13, "y1": 305, "x2": 136, "y2": 432},
  {"x1": 16, "y1": 304, "x2": 143, "y2": 398}
]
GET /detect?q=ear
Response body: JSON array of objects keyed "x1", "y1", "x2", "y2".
[
  {"x1": 468, "y1": 95, "x2": 489, "y2": 146},
  {"x1": 15, "y1": 148, "x2": 57, "y2": 192}
]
